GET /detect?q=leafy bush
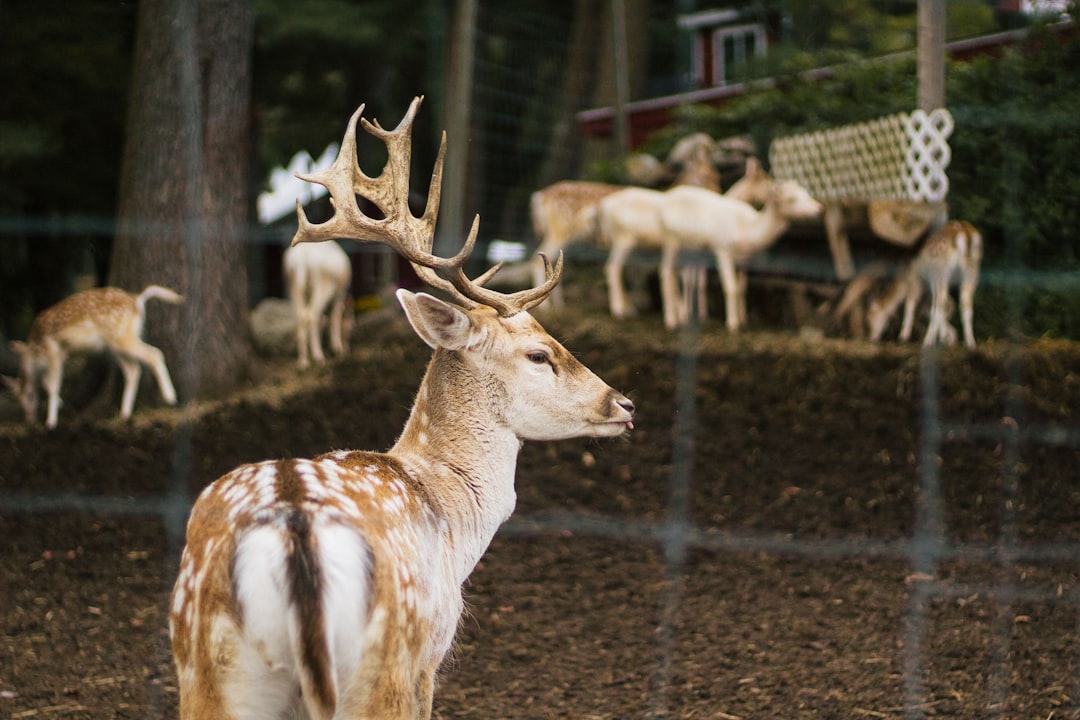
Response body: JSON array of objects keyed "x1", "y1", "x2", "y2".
[{"x1": 630, "y1": 22, "x2": 1080, "y2": 339}]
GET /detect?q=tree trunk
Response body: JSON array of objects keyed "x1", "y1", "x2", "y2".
[
  {"x1": 583, "y1": 0, "x2": 650, "y2": 169},
  {"x1": 535, "y1": 0, "x2": 604, "y2": 188},
  {"x1": 111, "y1": 0, "x2": 254, "y2": 403}
]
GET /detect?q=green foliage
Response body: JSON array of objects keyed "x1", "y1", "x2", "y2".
[
  {"x1": 977, "y1": 281, "x2": 1080, "y2": 342},
  {"x1": 252, "y1": 0, "x2": 437, "y2": 190},
  {"x1": 783, "y1": 0, "x2": 916, "y2": 55},
  {"x1": 641, "y1": 19, "x2": 1080, "y2": 338},
  {"x1": 638, "y1": 54, "x2": 919, "y2": 161},
  {"x1": 0, "y1": 0, "x2": 134, "y2": 216},
  {"x1": 947, "y1": 26, "x2": 1080, "y2": 271},
  {"x1": 779, "y1": 0, "x2": 995, "y2": 56}
]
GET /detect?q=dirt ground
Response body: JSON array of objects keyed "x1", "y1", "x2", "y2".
[{"x1": 1, "y1": 279, "x2": 1079, "y2": 719}]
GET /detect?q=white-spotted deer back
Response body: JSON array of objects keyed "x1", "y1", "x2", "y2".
[
  {"x1": 6, "y1": 286, "x2": 182, "y2": 427},
  {"x1": 866, "y1": 220, "x2": 982, "y2": 348}
]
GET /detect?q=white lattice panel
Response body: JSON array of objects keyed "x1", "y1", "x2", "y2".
[{"x1": 768, "y1": 109, "x2": 953, "y2": 202}]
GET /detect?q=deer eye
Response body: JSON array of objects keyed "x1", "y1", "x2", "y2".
[{"x1": 526, "y1": 350, "x2": 549, "y2": 365}]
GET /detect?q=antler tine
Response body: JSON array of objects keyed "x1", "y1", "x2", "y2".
[
  {"x1": 517, "y1": 252, "x2": 564, "y2": 311},
  {"x1": 353, "y1": 96, "x2": 424, "y2": 233},
  {"x1": 438, "y1": 239, "x2": 564, "y2": 316},
  {"x1": 292, "y1": 97, "x2": 565, "y2": 316},
  {"x1": 292, "y1": 99, "x2": 471, "y2": 273},
  {"x1": 291, "y1": 104, "x2": 373, "y2": 247}
]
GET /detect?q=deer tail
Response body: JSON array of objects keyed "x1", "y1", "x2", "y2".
[
  {"x1": 137, "y1": 285, "x2": 184, "y2": 313},
  {"x1": 233, "y1": 504, "x2": 372, "y2": 720}
]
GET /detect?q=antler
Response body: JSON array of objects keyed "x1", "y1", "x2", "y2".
[{"x1": 291, "y1": 96, "x2": 561, "y2": 316}]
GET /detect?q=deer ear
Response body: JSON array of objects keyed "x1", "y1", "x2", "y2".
[{"x1": 396, "y1": 289, "x2": 473, "y2": 351}]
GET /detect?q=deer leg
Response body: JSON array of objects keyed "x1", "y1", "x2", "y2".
[
  {"x1": 294, "y1": 309, "x2": 311, "y2": 368},
  {"x1": 696, "y1": 265, "x2": 708, "y2": 321},
  {"x1": 867, "y1": 301, "x2": 888, "y2": 342},
  {"x1": 898, "y1": 280, "x2": 922, "y2": 342},
  {"x1": 678, "y1": 263, "x2": 707, "y2": 324},
  {"x1": 414, "y1": 667, "x2": 437, "y2": 720},
  {"x1": 124, "y1": 341, "x2": 177, "y2": 405},
  {"x1": 42, "y1": 348, "x2": 65, "y2": 429},
  {"x1": 177, "y1": 614, "x2": 300, "y2": 720},
  {"x1": 715, "y1": 252, "x2": 741, "y2": 332},
  {"x1": 659, "y1": 245, "x2": 682, "y2": 330},
  {"x1": 923, "y1": 281, "x2": 950, "y2": 347},
  {"x1": 604, "y1": 241, "x2": 636, "y2": 319},
  {"x1": 309, "y1": 278, "x2": 342, "y2": 362},
  {"x1": 288, "y1": 272, "x2": 313, "y2": 368},
  {"x1": 937, "y1": 294, "x2": 959, "y2": 346},
  {"x1": 960, "y1": 270, "x2": 978, "y2": 348},
  {"x1": 736, "y1": 268, "x2": 748, "y2": 325},
  {"x1": 116, "y1": 354, "x2": 143, "y2": 419},
  {"x1": 328, "y1": 294, "x2": 347, "y2": 356},
  {"x1": 676, "y1": 266, "x2": 691, "y2": 326},
  {"x1": 356, "y1": 660, "x2": 439, "y2": 720},
  {"x1": 308, "y1": 308, "x2": 327, "y2": 365}
]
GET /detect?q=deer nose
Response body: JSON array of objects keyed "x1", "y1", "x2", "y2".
[{"x1": 617, "y1": 397, "x2": 635, "y2": 417}]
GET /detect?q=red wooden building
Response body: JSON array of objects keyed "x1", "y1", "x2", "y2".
[{"x1": 577, "y1": 10, "x2": 1074, "y2": 149}]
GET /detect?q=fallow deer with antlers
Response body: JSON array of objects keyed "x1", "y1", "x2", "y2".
[
  {"x1": 168, "y1": 97, "x2": 635, "y2": 720},
  {"x1": 4, "y1": 285, "x2": 182, "y2": 428}
]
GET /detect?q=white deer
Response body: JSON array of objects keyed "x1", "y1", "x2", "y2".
[
  {"x1": 674, "y1": 156, "x2": 770, "y2": 322},
  {"x1": 866, "y1": 219, "x2": 983, "y2": 348},
  {"x1": 657, "y1": 180, "x2": 824, "y2": 331},
  {"x1": 3, "y1": 285, "x2": 182, "y2": 428},
  {"x1": 283, "y1": 239, "x2": 353, "y2": 368},
  {"x1": 596, "y1": 156, "x2": 773, "y2": 323},
  {"x1": 168, "y1": 97, "x2": 635, "y2": 720},
  {"x1": 526, "y1": 147, "x2": 767, "y2": 314}
]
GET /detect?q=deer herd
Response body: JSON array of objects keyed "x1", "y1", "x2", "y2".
[
  {"x1": 2, "y1": 103, "x2": 985, "y2": 430},
  {"x1": 1, "y1": 97, "x2": 986, "y2": 717}
]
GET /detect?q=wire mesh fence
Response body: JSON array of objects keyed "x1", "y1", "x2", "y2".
[
  {"x1": 3, "y1": 7, "x2": 1080, "y2": 717},
  {"x1": 1, "y1": 221, "x2": 1078, "y2": 718}
]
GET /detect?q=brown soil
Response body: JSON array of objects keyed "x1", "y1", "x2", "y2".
[{"x1": 1, "y1": 293, "x2": 1078, "y2": 719}]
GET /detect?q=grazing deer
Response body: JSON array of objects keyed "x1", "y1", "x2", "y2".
[
  {"x1": 657, "y1": 180, "x2": 824, "y2": 331},
  {"x1": 866, "y1": 219, "x2": 983, "y2": 348},
  {"x1": 3, "y1": 285, "x2": 182, "y2": 428},
  {"x1": 169, "y1": 97, "x2": 635, "y2": 720},
  {"x1": 283, "y1": 239, "x2": 353, "y2": 368}
]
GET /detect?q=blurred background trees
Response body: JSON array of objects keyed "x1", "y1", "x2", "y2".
[
  {"x1": 108, "y1": 0, "x2": 255, "y2": 399},
  {"x1": 1, "y1": 0, "x2": 1077, "y2": 392}
]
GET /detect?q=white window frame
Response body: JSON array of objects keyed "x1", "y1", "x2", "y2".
[{"x1": 710, "y1": 23, "x2": 766, "y2": 87}]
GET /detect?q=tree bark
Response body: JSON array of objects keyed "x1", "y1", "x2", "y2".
[
  {"x1": 583, "y1": 0, "x2": 650, "y2": 169},
  {"x1": 535, "y1": 0, "x2": 604, "y2": 188},
  {"x1": 438, "y1": 0, "x2": 478, "y2": 257},
  {"x1": 111, "y1": 0, "x2": 254, "y2": 402},
  {"x1": 918, "y1": 0, "x2": 946, "y2": 111}
]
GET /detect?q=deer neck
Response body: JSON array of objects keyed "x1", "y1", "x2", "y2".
[
  {"x1": 735, "y1": 201, "x2": 790, "y2": 255},
  {"x1": 389, "y1": 349, "x2": 521, "y2": 577}
]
